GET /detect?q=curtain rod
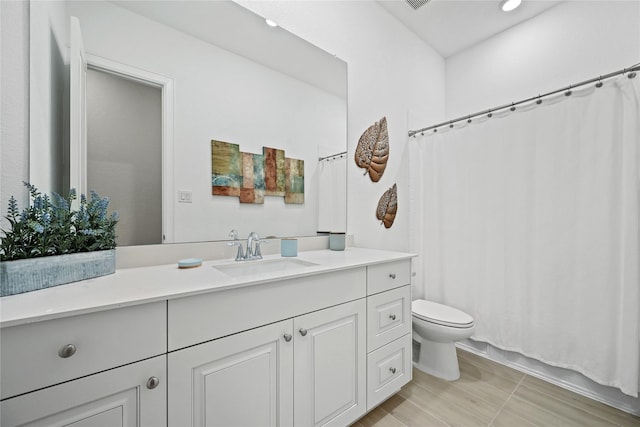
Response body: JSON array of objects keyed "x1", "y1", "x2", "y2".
[
  {"x1": 318, "y1": 151, "x2": 347, "y2": 162},
  {"x1": 408, "y1": 63, "x2": 640, "y2": 137}
]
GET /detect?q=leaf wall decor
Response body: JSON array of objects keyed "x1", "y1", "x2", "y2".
[
  {"x1": 376, "y1": 183, "x2": 397, "y2": 229},
  {"x1": 354, "y1": 116, "x2": 389, "y2": 182}
]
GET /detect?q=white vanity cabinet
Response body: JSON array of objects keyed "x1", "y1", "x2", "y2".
[
  {"x1": 293, "y1": 299, "x2": 367, "y2": 427},
  {"x1": 1, "y1": 355, "x2": 166, "y2": 427},
  {"x1": 0, "y1": 248, "x2": 415, "y2": 427},
  {"x1": 0, "y1": 302, "x2": 167, "y2": 427},
  {"x1": 169, "y1": 319, "x2": 295, "y2": 427},
  {"x1": 365, "y1": 260, "x2": 413, "y2": 410},
  {"x1": 167, "y1": 270, "x2": 368, "y2": 427}
]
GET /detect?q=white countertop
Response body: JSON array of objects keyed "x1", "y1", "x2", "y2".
[{"x1": 0, "y1": 248, "x2": 415, "y2": 328}]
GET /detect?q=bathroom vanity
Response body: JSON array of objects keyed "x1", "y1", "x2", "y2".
[{"x1": 0, "y1": 247, "x2": 414, "y2": 427}]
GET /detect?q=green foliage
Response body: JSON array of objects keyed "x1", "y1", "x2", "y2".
[{"x1": 0, "y1": 183, "x2": 119, "y2": 261}]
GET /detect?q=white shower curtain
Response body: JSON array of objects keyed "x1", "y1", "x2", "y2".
[{"x1": 411, "y1": 76, "x2": 640, "y2": 397}]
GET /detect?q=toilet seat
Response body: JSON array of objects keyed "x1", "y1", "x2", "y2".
[{"x1": 412, "y1": 300, "x2": 474, "y2": 329}]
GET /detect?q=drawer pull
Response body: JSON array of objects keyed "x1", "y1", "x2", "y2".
[
  {"x1": 146, "y1": 376, "x2": 160, "y2": 390},
  {"x1": 283, "y1": 333, "x2": 293, "y2": 342},
  {"x1": 299, "y1": 328, "x2": 308, "y2": 337},
  {"x1": 58, "y1": 344, "x2": 77, "y2": 359},
  {"x1": 389, "y1": 367, "x2": 397, "y2": 374},
  {"x1": 389, "y1": 314, "x2": 397, "y2": 321},
  {"x1": 389, "y1": 273, "x2": 396, "y2": 279}
]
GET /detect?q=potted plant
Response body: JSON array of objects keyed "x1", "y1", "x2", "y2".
[{"x1": 0, "y1": 182, "x2": 119, "y2": 297}]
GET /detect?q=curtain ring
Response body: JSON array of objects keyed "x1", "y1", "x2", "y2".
[
  {"x1": 596, "y1": 77, "x2": 603, "y2": 88},
  {"x1": 487, "y1": 110, "x2": 492, "y2": 118},
  {"x1": 449, "y1": 122, "x2": 454, "y2": 128},
  {"x1": 628, "y1": 71, "x2": 637, "y2": 79},
  {"x1": 467, "y1": 115, "x2": 472, "y2": 124},
  {"x1": 565, "y1": 85, "x2": 572, "y2": 96},
  {"x1": 536, "y1": 95, "x2": 542, "y2": 105},
  {"x1": 510, "y1": 103, "x2": 516, "y2": 112}
]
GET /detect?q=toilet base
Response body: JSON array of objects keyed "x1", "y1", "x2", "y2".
[{"x1": 413, "y1": 338, "x2": 461, "y2": 381}]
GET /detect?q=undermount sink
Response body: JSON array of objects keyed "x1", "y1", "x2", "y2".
[{"x1": 213, "y1": 258, "x2": 318, "y2": 277}]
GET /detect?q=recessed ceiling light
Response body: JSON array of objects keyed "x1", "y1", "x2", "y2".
[
  {"x1": 501, "y1": 0, "x2": 522, "y2": 12},
  {"x1": 265, "y1": 19, "x2": 278, "y2": 28}
]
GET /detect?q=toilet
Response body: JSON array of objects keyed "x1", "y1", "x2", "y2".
[{"x1": 411, "y1": 299, "x2": 475, "y2": 381}]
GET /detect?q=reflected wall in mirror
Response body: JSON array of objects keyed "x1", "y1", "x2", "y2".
[{"x1": 30, "y1": 0, "x2": 347, "y2": 245}]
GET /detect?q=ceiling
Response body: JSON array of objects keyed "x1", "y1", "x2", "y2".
[{"x1": 377, "y1": 0, "x2": 565, "y2": 58}]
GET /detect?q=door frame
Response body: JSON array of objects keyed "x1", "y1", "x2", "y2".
[{"x1": 84, "y1": 54, "x2": 175, "y2": 243}]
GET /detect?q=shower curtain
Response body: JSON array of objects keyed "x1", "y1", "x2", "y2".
[{"x1": 410, "y1": 76, "x2": 640, "y2": 397}]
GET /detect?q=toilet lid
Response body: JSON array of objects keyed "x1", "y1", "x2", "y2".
[{"x1": 412, "y1": 300, "x2": 474, "y2": 328}]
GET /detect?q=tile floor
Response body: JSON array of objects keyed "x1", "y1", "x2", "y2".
[{"x1": 353, "y1": 349, "x2": 640, "y2": 427}]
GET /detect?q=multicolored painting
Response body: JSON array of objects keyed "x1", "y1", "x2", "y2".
[
  {"x1": 211, "y1": 140, "x2": 304, "y2": 204},
  {"x1": 285, "y1": 158, "x2": 304, "y2": 204}
]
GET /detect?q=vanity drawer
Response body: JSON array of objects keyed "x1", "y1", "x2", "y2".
[
  {"x1": 168, "y1": 268, "x2": 366, "y2": 350},
  {"x1": 367, "y1": 260, "x2": 411, "y2": 295},
  {"x1": 367, "y1": 334, "x2": 412, "y2": 411},
  {"x1": 367, "y1": 285, "x2": 411, "y2": 352},
  {"x1": 0, "y1": 301, "x2": 167, "y2": 400}
]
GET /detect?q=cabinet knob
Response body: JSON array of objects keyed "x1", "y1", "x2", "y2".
[
  {"x1": 389, "y1": 314, "x2": 397, "y2": 321},
  {"x1": 389, "y1": 367, "x2": 397, "y2": 374},
  {"x1": 58, "y1": 344, "x2": 77, "y2": 359},
  {"x1": 146, "y1": 376, "x2": 160, "y2": 390},
  {"x1": 283, "y1": 333, "x2": 292, "y2": 342},
  {"x1": 299, "y1": 328, "x2": 308, "y2": 337},
  {"x1": 389, "y1": 273, "x2": 396, "y2": 279}
]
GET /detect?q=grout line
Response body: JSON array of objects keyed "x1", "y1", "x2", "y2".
[
  {"x1": 386, "y1": 411, "x2": 410, "y2": 427},
  {"x1": 487, "y1": 372, "x2": 527, "y2": 426},
  {"x1": 401, "y1": 391, "x2": 453, "y2": 427}
]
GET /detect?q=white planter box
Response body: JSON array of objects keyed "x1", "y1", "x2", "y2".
[{"x1": 0, "y1": 250, "x2": 116, "y2": 297}]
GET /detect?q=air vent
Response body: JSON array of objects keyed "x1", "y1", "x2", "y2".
[{"x1": 404, "y1": 0, "x2": 431, "y2": 10}]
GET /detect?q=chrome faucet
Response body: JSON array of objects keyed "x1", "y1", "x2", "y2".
[
  {"x1": 246, "y1": 231, "x2": 262, "y2": 260},
  {"x1": 228, "y1": 230, "x2": 265, "y2": 261}
]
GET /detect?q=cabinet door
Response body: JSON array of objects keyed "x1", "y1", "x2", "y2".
[
  {"x1": 169, "y1": 319, "x2": 294, "y2": 427},
  {"x1": 294, "y1": 298, "x2": 367, "y2": 427},
  {"x1": 0, "y1": 355, "x2": 166, "y2": 427}
]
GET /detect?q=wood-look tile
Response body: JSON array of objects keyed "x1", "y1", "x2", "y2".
[
  {"x1": 490, "y1": 405, "x2": 541, "y2": 427},
  {"x1": 457, "y1": 350, "x2": 526, "y2": 384},
  {"x1": 363, "y1": 350, "x2": 638, "y2": 427},
  {"x1": 411, "y1": 366, "x2": 511, "y2": 413},
  {"x1": 399, "y1": 381, "x2": 495, "y2": 427},
  {"x1": 380, "y1": 393, "x2": 450, "y2": 427},
  {"x1": 353, "y1": 406, "x2": 406, "y2": 427},
  {"x1": 520, "y1": 375, "x2": 640, "y2": 427},
  {"x1": 409, "y1": 368, "x2": 504, "y2": 421},
  {"x1": 508, "y1": 387, "x2": 619, "y2": 427},
  {"x1": 458, "y1": 354, "x2": 521, "y2": 391}
]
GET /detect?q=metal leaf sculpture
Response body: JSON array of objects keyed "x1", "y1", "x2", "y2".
[
  {"x1": 354, "y1": 116, "x2": 389, "y2": 182},
  {"x1": 376, "y1": 183, "x2": 397, "y2": 229}
]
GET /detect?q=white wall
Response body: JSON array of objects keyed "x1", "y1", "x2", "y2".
[
  {"x1": 0, "y1": 1, "x2": 30, "y2": 230},
  {"x1": 446, "y1": 0, "x2": 640, "y2": 118},
  {"x1": 29, "y1": 0, "x2": 68, "y2": 198},
  {"x1": 238, "y1": 0, "x2": 446, "y2": 252}
]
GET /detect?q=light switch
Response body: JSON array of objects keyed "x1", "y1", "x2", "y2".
[{"x1": 178, "y1": 190, "x2": 192, "y2": 203}]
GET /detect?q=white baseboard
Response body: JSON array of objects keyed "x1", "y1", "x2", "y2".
[{"x1": 457, "y1": 340, "x2": 640, "y2": 417}]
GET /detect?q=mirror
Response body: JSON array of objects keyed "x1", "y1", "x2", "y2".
[{"x1": 30, "y1": 0, "x2": 347, "y2": 245}]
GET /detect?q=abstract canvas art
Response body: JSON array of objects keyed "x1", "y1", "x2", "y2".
[{"x1": 212, "y1": 140, "x2": 304, "y2": 204}]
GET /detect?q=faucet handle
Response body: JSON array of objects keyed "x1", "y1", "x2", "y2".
[
  {"x1": 227, "y1": 241, "x2": 245, "y2": 261},
  {"x1": 254, "y1": 239, "x2": 269, "y2": 259},
  {"x1": 227, "y1": 230, "x2": 245, "y2": 261}
]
